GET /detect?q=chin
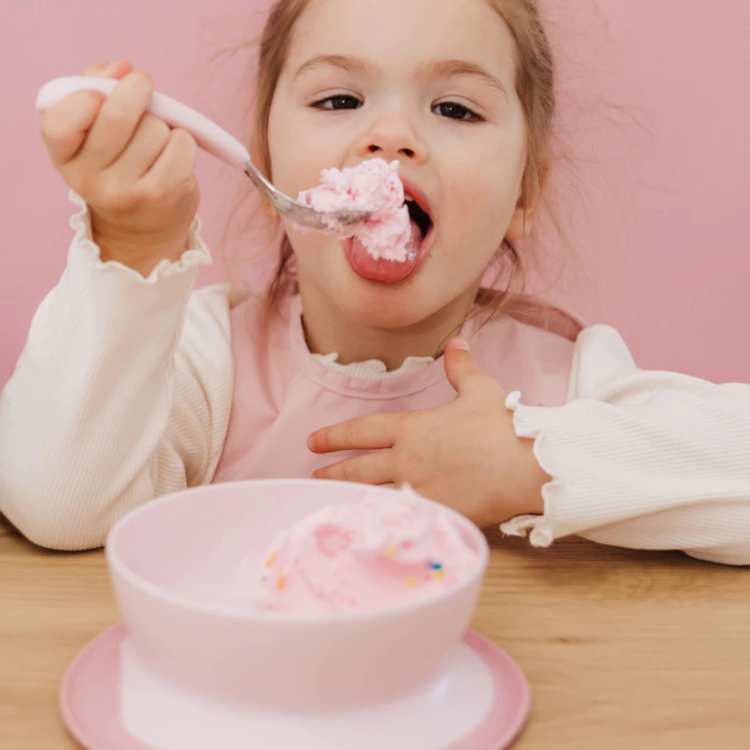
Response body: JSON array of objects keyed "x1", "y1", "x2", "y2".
[
  {"x1": 295, "y1": 241, "x2": 454, "y2": 331},
  {"x1": 334, "y1": 275, "x2": 447, "y2": 331}
]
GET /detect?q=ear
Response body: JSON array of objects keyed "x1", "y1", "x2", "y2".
[
  {"x1": 505, "y1": 160, "x2": 549, "y2": 243},
  {"x1": 505, "y1": 199, "x2": 531, "y2": 243}
]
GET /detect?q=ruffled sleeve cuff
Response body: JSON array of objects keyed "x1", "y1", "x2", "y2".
[
  {"x1": 499, "y1": 392, "x2": 557, "y2": 547},
  {"x1": 498, "y1": 391, "x2": 668, "y2": 549},
  {"x1": 498, "y1": 380, "x2": 750, "y2": 564},
  {"x1": 67, "y1": 189, "x2": 212, "y2": 283}
]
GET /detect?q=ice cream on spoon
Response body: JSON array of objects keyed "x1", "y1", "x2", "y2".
[{"x1": 296, "y1": 158, "x2": 434, "y2": 283}]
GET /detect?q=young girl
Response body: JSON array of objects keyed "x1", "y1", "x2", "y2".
[{"x1": 1, "y1": 0, "x2": 749, "y2": 565}]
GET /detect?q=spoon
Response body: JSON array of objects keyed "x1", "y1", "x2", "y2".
[{"x1": 35, "y1": 76, "x2": 372, "y2": 231}]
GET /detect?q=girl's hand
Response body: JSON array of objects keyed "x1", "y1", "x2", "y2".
[
  {"x1": 308, "y1": 338, "x2": 550, "y2": 529},
  {"x1": 40, "y1": 60, "x2": 200, "y2": 276}
]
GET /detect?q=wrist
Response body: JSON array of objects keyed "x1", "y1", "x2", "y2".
[
  {"x1": 95, "y1": 232, "x2": 191, "y2": 277},
  {"x1": 494, "y1": 436, "x2": 549, "y2": 524},
  {"x1": 516, "y1": 436, "x2": 549, "y2": 516}
]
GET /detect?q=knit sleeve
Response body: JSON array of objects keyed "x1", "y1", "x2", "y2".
[
  {"x1": 499, "y1": 324, "x2": 750, "y2": 566},
  {"x1": 0, "y1": 191, "x2": 233, "y2": 551}
]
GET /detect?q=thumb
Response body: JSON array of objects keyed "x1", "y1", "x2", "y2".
[{"x1": 444, "y1": 337, "x2": 489, "y2": 395}]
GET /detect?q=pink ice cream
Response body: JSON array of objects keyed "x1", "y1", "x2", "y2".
[
  {"x1": 257, "y1": 485, "x2": 479, "y2": 615},
  {"x1": 296, "y1": 158, "x2": 418, "y2": 264}
]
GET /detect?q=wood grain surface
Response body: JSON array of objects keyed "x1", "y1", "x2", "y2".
[{"x1": 1, "y1": 513, "x2": 748, "y2": 749}]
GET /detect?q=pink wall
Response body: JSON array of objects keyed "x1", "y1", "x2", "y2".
[{"x1": 1, "y1": 0, "x2": 748, "y2": 386}]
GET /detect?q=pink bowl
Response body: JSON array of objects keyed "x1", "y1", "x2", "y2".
[{"x1": 105, "y1": 479, "x2": 489, "y2": 712}]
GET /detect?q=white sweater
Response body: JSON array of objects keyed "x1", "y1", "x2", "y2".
[{"x1": 1, "y1": 191, "x2": 749, "y2": 565}]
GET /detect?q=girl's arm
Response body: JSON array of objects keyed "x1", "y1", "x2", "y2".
[
  {"x1": 501, "y1": 325, "x2": 750, "y2": 566},
  {"x1": 0, "y1": 192, "x2": 233, "y2": 550}
]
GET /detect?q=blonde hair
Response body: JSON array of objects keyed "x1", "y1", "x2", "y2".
[{"x1": 204, "y1": 0, "x2": 601, "y2": 339}]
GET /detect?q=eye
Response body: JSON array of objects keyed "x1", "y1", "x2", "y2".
[
  {"x1": 432, "y1": 102, "x2": 483, "y2": 123},
  {"x1": 311, "y1": 94, "x2": 363, "y2": 111}
]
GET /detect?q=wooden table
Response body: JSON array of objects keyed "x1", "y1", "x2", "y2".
[{"x1": 2, "y1": 512, "x2": 749, "y2": 750}]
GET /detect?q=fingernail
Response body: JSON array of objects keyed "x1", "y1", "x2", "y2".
[{"x1": 452, "y1": 337, "x2": 470, "y2": 351}]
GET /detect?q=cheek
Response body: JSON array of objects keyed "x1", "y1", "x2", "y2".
[
  {"x1": 283, "y1": 223, "x2": 327, "y2": 256},
  {"x1": 266, "y1": 98, "x2": 286, "y2": 175},
  {"x1": 443, "y1": 171, "x2": 506, "y2": 245},
  {"x1": 434, "y1": 173, "x2": 513, "y2": 277},
  {"x1": 443, "y1": 131, "x2": 525, "y2": 221},
  {"x1": 267, "y1": 99, "x2": 316, "y2": 194},
  {"x1": 447, "y1": 176, "x2": 484, "y2": 219},
  {"x1": 282, "y1": 224, "x2": 344, "y2": 285}
]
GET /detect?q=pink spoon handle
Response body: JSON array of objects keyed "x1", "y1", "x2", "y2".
[{"x1": 35, "y1": 75, "x2": 251, "y2": 172}]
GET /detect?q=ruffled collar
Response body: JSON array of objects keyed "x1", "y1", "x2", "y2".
[{"x1": 312, "y1": 351, "x2": 435, "y2": 381}]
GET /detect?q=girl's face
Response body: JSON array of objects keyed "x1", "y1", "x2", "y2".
[{"x1": 268, "y1": 0, "x2": 528, "y2": 332}]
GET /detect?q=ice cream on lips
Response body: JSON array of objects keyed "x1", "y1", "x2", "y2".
[
  {"x1": 296, "y1": 158, "x2": 430, "y2": 264},
  {"x1": 256, "y1": 485, "x2": 479, "y2": 615}
]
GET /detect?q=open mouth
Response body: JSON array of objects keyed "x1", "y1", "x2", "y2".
[
  {"x1": 343, "y1": 187, "x2": 435, "y2": 285},
  {"x1": 405, "y1": 196, "x2": 433, "y2": 241}
]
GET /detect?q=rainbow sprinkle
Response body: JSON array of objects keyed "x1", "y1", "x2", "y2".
[
  {"x1": 432, "y1": 569, "x2": 445, "y2": 580},
  {"x1": 277, "y1": 573, "x2": 286, "y2": 591},
  {"x1": 405, "y1": 576, "x2": 417, "y2": 588},
  {"x1": 429, "y1": 562, "x2": 443, "y2": 570},
  {"x1": 386, "y1": 547, "x2": 397, "y2": 559},
  {"x1": 265, "y1": 550, "x2": 278, "y2": 568}
]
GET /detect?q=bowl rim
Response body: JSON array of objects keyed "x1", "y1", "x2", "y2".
[{"x1": 105, "y1": 479, "x2": 490, "y2": 624}]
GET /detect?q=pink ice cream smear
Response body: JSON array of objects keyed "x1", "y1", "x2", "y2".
[
  {"x1": 296, "y1": 158, "x2": 412, "y2": 262},
  {"x1": 257, "y1": 485, "x2": 479, "y2": 615}
]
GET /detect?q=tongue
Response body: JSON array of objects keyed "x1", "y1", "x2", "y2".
[{"x1": 345, "y1": 220, "x2": 424, "y2": 283}]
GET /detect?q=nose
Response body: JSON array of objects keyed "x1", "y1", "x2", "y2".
[{"x1": 356, "y1": 109, "x2": 428, "y2": 164}]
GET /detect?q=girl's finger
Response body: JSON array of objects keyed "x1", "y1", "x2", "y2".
[
  {"x1": 104, "y1": 112, "x2": 171, "y2": 183},
  {"x1": 139, "y1": 127, "x2": 198, "y2": 187},
  {"x1": 40, "y1": 90, "x2": 107, "y2": 167},
  {"x1": 84, "y1": 60, "x2": 133, "y2": 79},
  {"x1": 308, "y1": 413, "x2": 399, "y2": 453},
  {"x1": 41, "y1": 61, "x2": 136, "y2": 168},
  {"x1": 312, "y1": 451, "x2": 393, "y2": 485},
  {"x1": 77, "y1": 71, "x2": 155, "y2": 172}
]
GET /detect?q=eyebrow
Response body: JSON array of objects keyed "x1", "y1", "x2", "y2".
[
  {"x1": 294, "y1": 55, "x2": 509, "y2": 100},
  {"x1": 294, "y1": 54, "x2": 371, "y2": 79},
  {"x1": 427, "y1": 59, "x2": 509, "y2": 100}
]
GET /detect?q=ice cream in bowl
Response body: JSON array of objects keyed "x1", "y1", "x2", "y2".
[{"x1": 104, "y1": 479, "x2": 494, "y2": 749}]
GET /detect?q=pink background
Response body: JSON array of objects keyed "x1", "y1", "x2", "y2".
[{"x1": 1, "y1": 0, "x2": 748, "y2": 386}]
